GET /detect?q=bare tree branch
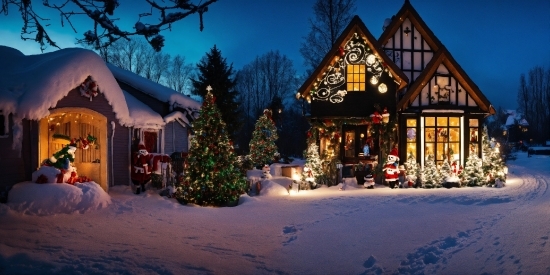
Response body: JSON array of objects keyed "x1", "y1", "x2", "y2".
[{"x1": 1, "y1": 0, "x2": 217, "y2": 52}]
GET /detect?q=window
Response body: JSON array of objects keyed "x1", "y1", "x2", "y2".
[
  {"x1": 424, "y1": 116, "x2": 460, "y2": 165},
  {"x1": 406, "y1": 119, "x2": 417, "y2": 159},
  {"x1": 469, "y1": 119, "x2": 479, "y2": 156},
  {"x1": 347, "y1": 64, "x2": 365, "y2": 91}
]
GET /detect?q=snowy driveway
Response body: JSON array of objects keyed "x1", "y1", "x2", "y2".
[{"x1": 1, "y1": 153, "x2": 549, "y2": 274}]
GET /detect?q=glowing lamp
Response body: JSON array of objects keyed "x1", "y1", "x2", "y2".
[
  {"x1": 370, "y1": 76, "x2": 379, "y2": 85},
  {"x1": 504, "y1": 166, "x2": 508, "y2": 174},
  {"x1": 378, "y1": 83, "x2": 387, "y2": 93}
]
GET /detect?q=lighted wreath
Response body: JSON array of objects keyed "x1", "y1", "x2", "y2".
[{"x1": 80, "y1": 76, "x2": 100, "y2": 101}]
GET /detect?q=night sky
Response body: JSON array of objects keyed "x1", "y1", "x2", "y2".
[{"x1": 1, "y1": 0, "x2": 549, "y2": 110}]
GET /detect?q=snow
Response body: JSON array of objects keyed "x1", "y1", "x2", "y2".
[
  {"x1": 0, "y1": 46, "x2": 131, "y2": 126},
  {"x1": 122, "y1": 90, "x2": 165, "y2": 129},
  {"x1": 1, "y1": 152, "x2": 550, "y2": 274},
  {"x1": 6, "y1": 182, "x2": 111, "y2": 216},
  {"x1": 106, "y1": 63, "x2": 201, "y2": 111}
]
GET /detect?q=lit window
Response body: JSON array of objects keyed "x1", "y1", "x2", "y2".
[{"x1": 346, "y1": 64, "x2": 365, "y2": 91}]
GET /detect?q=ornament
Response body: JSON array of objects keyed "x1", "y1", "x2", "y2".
[
  {"x1": 338, "y1": 46, "x2": 345, "y2": 57},
  {"x1": 80, "y1": 76, "x2": 99, "y2": 101},
  {"x1": 370, "y1": 111, "x2": 382, "y2": 124}
]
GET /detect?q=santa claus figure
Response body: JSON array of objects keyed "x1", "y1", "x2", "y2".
[
  {"x1": 383, "y1": 147, "x2": 400, "y2": 189},
  {"x1": 131, "y1": 142, "x2": 152, "y2": 194}
]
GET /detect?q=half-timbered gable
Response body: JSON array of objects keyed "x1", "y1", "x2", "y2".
[
  {"x1": 378, "y1": 0, "x2": 443, "y2": 93},
  {"x1": 379, "y1": 0, "x2": 495, "y2": 166}
]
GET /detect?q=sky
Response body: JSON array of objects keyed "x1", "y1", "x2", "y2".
[{"x1": 1, "y1": 0, "x2": 549, "y2": 110}]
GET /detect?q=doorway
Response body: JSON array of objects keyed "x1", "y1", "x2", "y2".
[{"x1": 39, "y1": 108, "x2": 108, "y2": 191}]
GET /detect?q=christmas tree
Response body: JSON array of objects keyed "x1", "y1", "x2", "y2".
[
  {"x1": 439, "y1": 158, "x2": 452, "y2": 185},
  {"x1": 302, "y1": 142, "x2": 323, "y2": 188},
  {"x1": 191, "y1": 45, "x2": 242, "y2": 139},
  {"x1": 404, "y1": 153, "x2": 418, "y2": 187},
  {"x1": 483, "y1": 139, "x2": 506, "y2": 186},
  {"x1": 422, "y1": 155, "x2": 440, "y2": 188},
  {"x1": 249, "y1": 109, "x2": 279, "y2": 167},
  {"x1": 176, "y1": 87, "x2": 247, "y2": 206},
  {"x1": 461, "y1": 153, "x2": 484, "y2": 186}
]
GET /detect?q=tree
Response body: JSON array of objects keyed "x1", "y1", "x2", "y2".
[
  {"x1": 517, "y1": 66, "x2": 550, "y2": 143},
  {"x1": 481, "y1": 127, "x2": 506, "y2": 186},
  {"x1": 249, "y1": 109, "x2": 279, "y2": 167},
  {"x1": 235, "y1": 50, "x2": 301, "y2": 155},
  {"x1": 1, "y1": 0, "x2": 217, "y2": 53},
  {"x1": 300, "y1": 0, "x2": 356, "y2": 73},
  {"x1": 461, "y1": 153, "x2": 484, "y2": 187},
  {"x1": 404, "y1": 152, "x2": 418, "y2": 186},
  {"x1": 422, "y1": 155, "x2": 440, "y2": 188},
  {"x1": 166, "y1": 55, "x2": 194, "y2": 94},
  {"x1": 302, "y1": 142, "x2": 323, "y2": 188},
  {"x1": 439, "y1": 159, "x2": 452, "y2": 185},
  {"x1": 192, "y1": 45, "x2": 242, "y2": 140},
  {"x1": 175, "y1": 89, "x2": 246, "y2": 206}
]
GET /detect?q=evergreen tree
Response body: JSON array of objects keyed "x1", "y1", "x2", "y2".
[
  {"x1": 483, "y1": 140, "x2": 506, "y2": 186},
  {"x1": 405, "y1": 153, "x2": 418, "y2": 186},
  {"x1": 480, "y1": 126, "x2": 506, "y2": 185},
  {"x1": 439, "y1": 159, "x2": 452, "y2": 185},
  {"x1": 461, "y1": 153, "x2": 485, "y2": 186},
  {"x1": 176, "y1": 88, "x2": 246, "y2": 206},
  {"x1": 422, "y1": 155, "x2": 440, "y2": 188},
  {"x1": 302, "y1": 142, "x2": 323, "y2": 187},
  {"x1": 249, "y1": 109, "x2": 279, "y2": 167},
  {"x1": 192, "y1": 45, "x2": 242, "y2": 139}
]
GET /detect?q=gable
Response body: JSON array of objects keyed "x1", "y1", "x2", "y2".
[
  {"x1": 379, "y1": 1, "x2": 443, "y2": 86},
  {"x1": 296, "y1": 16, "x2": 408, "y2": 117},
  {"x1": 398, "y1": 49, "x2": 495, "y2": 114}
]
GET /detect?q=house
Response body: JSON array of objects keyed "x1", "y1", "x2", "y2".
[
  {"x1": 296, "y1": 0, "x2": 495, "y2": 173},
  {"x1": 0, "y1": 46, "x2": 200, "y2": 192},
  {"x1": 504, "y1": 110, "x2": 528, "y2": 144}
]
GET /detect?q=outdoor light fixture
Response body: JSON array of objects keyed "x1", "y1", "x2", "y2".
[
  {"x1": 378, "y1": 83, "x2": 388, "y2": 93},
  {"x1": 370, "y1": 76, "x2": 379, "y2": 85}
]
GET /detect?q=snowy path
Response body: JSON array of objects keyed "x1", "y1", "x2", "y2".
[{"x1": 1, "y1": 153, "x2": 550, "y2": 274}]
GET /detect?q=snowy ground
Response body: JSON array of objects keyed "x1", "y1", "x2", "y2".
[{"x1": 1, "y1": 152, "x2": 549, "y2": 275}]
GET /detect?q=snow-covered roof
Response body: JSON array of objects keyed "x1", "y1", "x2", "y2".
[
  {"x1": 106, "y1": 63, "x2": 201, "y2": 111},
  {"x1": 0, "y1": 46, "x2": 132, "y2": 126},
  {"x1": 122, "y1": 90, "x2": 165, "y2": 129},
  {"x1": 505, "y1": 109, "x2": 529, "y2": 127}
]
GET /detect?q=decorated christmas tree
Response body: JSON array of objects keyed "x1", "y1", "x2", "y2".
[
  {"x1": 483, "y1": 140, "x2": 506, "y2": 186},
  {"x1": 249, "y1": 109, "x2": 279, "y2": 167},
  {"x1": 176, "y1": 87, "x2": 247, "y2": 206},
  {"x1": 422, "y1": 155, "x2": 440, "y2": 188},
  {"x1": 302, "y1": 142, "x2": 323, "y2": 188},
  {"x1": 461, "y1": 153, "x2": 485, "y2": 186},
  {"x1": 439, "y1": 158, "x2": 452, "y2": 184},
  {"x1": 404, "y1": 153, "x2": 418, "y2": 187}
]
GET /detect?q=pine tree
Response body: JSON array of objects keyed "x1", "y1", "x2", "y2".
[
  {"x1": 422, "y1": 155, "x2": 440, "y2": 188},
  {"x1": 192, "y1": 45, "x2": 242, "y2": 139},
  {"x1": 481, "y1": 126, "x2": 506, "y2": 186},
  {"x1": 462, "y1": 153, "x2": 484, "y2": 186},
  {"x1": 404, "y1": 153, "x2": 418, "y2": 186},
  {"x1": 439, "y1": 159, "x2": 452, "y2": 185},
  {"x1": 176, "y1": 88, "x2": 246, "y2": 206},
  {"x1": 302, "y1": 142, "x2": 323, "y2": 187},
  {"x1": 249, "y1": 109, "x2": 279, "y2": 167},
  {"x1": 483, "y1": 141, "x2": 506, "y2": 186}
]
